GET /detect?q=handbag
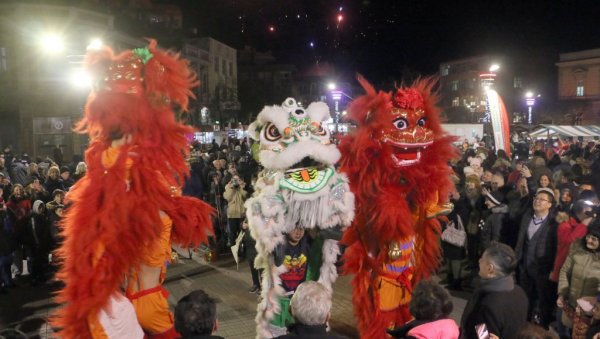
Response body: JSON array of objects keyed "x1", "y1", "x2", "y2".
[{"x1": 441, "y1": 215, "x2": 467, "y2": 248}]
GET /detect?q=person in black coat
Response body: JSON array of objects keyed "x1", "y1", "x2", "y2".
[
  {"x1": 241, "y1": 218, "x2": 262, "y2": 293},
  {"x1": 461, "y1": 242, "x2": 529, "y2": 339},
  {"x1": 23, "y1": 200, "x2": 52, "y2": 285},
  {"x1": 43, "y1": 166, "x2": 66, "y2": 195},
  {"x1": 515, "y1": 188, "x2": 558, "y2": 328}
]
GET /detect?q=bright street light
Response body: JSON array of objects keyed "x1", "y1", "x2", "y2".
[
  {"x1": 40, "y1": 33, "x2": 65, "y2": 54},
  {"x1": 327, "y1": 82, "x2": 336, "y2": 90},
  {"x1": 525, "y1": 91, "x2": 534, "y2": 98},
  {"x1": 489, "y1": 64, "x2": 500, "y2": 72}
]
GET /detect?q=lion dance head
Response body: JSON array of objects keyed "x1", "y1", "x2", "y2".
[{"x1": 340, "y1": 76, "x2": 457, "y2": 201}]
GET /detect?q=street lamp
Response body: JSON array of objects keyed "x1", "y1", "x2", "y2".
[
  {"x1": 40, "y1": 33, "x2": 65, "y2": 54},
  {"x1": 525, "y1": 92, "x2": 536, "y2": 125},
  {"x1": 327, "y1": 82, "x2": 336, "y2": 90}
]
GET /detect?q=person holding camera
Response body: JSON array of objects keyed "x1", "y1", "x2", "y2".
[{"x1": 223, "y1": 175, "x2": 248, "y2": 247}]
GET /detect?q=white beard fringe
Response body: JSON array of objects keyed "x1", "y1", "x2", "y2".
[
  {"x1": 317, "y1": 239, "x2": 341, "y2": 293},
  {"x1": 246, "y1": 169, "x2": 355, "y2": 338}
]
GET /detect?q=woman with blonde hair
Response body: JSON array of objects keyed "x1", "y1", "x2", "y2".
[
  {"x1": 73, "y1": 162, "x2": 87, "y2": 182},
  {"x1": 43, "y1": 166, "x2": 65, "y2": 194}
]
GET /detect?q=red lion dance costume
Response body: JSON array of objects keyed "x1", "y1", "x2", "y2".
[
  {"x1": 52, "y1": 40, "x2": 214, "y2": 338},
  {"x1": 340, "y1": 76, "x2": 457, "y2": 339}
]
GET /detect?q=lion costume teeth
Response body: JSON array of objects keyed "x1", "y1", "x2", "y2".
[{"x1": 246, "y1": 98, "x2": 354, "y2": 338}]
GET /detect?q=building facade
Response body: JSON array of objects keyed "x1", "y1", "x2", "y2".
[
  {"x1": 0, "y1": 3, "x2": 115, "y2": 161},
  {"x1": 237, "y1": 46, "x2": 296, "y2": 122},
  {"x1": 0, "y1": 3, "x2": 150, "y2": 162},
  {"x1": 439, "y1": 55, "x2": 531, "y2": 125},
  {"x1": 556, "y1": 48, "x2": 600, "y2": 124},
  {"x1": 185, "y1": 37, "x2": 240, "y2": 128}
]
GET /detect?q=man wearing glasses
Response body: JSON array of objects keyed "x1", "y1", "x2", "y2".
[{"x1": 515, "y1": 187, "x2": 558, "y2": 329}]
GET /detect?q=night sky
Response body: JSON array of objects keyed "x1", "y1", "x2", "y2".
[{"x1": 172, "y1": 0, "x2": 599, "y2": 89}]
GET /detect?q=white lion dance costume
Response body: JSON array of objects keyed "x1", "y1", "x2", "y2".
[{"x1": 246, "y1": 98, "x2": 354, "y2": 338}]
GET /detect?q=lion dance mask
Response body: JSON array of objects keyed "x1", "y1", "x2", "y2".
[
  {"x1": 339, "y1": 76, "x2": 457, "y2": 339},
  {"x1": 246, "y1": 98, "x2": 354, "y2": 338},
  {"x1": 52, "y1": 40, "x2": 214, "y2": 339}
]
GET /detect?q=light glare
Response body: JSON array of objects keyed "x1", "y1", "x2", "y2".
[
  {"x1": 70, "y1": 68, "x2": 92, "y2": 89},
  {"x1": 87, "y1": 38, "x2": 103, "y2": 50},
  {"x1": 41, "y1": 34, "x2": 64, "y2": 54},
  {"x1": 327, "y1": 82, "x2": 336, "y2": 90}
]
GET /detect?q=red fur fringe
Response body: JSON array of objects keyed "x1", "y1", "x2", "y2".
[
  {"x1": 51, "y1": 41, "x2": 214, "y2": 338},
  {"x1": 340, "y1": 76, "x2": 458, "y2": 338}
]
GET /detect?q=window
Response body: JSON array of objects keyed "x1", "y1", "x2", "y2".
[
  {"x1": 576, "y1": 80, "x2": 584, "y2": 96},
  {"x1": 0, "y1": 47, "x2": 6, "y2": 72},
  {"x1": 440, "y1": 66, "x2": 449, "y2": 76},
  {"x1": 214, "y1": 57, "x2": 219, "y2": 72},
  {"x1": 229, "y1": 62, "x2": 233, "y2": 76},
  {"x1": 452, "y1": 97, "x2": 460, "y2": 107},
  {"x1": 513, "y1": 77, "x2": 522, "y2": 89},
  {"x1": 222, "y1": 60, "x2": 226, "y2": 75},
  {"x1": 451, "y1": 80, "x2": 459, "y2": 91}
]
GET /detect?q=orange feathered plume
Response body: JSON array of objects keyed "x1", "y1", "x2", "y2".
[
  {"x1": 340, "y1": 75, "x2": 458, "y2": 339},
  {"x1": 51, "y1": 40, "x2": 214, "y2": 338}
]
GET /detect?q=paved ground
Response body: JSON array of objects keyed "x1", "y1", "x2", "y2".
[{"x1": 0, "y1": 252, "x2": 471, "y2": 338}]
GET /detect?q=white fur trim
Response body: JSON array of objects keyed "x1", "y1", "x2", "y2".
[
  {"x1": 248, "y1": 122, "x2": 261, "y2": 140},
  {"x1": 257, "y1": 105, "x2": 290, "y2": 134},
  {"x1": 306, "y1": 101, "x2": 331, "y2": 122},
  {"x1": 317, "y1": 239, "x2": 341, "y2": 293},
  {"x1": 255, "y1": 260, "x2": 288, "y2": 339},
  {"x1": 259, "y1": 139, "x2": 341, "y2": 171}
]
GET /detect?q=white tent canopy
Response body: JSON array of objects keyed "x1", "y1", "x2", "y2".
[{"x1": 529, "y1": 125, "x2": 600, "y2": 138}]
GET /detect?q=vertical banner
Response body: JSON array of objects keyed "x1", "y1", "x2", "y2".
[{"x1": 486, "y1": 89, "x2": 511, "y2": 156}]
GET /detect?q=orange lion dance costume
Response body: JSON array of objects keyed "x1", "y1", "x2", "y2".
[
  {"x1": 52, "y1": 40, "x2": 214, "y2": 339},
  {"x1": 340, "y1": 76, "x2": 457, "y2": 339}
]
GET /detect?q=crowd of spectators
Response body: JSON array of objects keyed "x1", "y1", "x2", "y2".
[
  {"x1": 439, "y1": 137, "x2": 600, "y2": 339},
  {"x1": 1, "y1": 134, "x2": 600, "y2": 339}
]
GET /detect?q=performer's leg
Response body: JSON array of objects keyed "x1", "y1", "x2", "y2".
[{"x1": 128, "y1": 285, "x2": 178, "y2": 339}]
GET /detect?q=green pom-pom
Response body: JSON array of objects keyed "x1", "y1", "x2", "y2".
[{"x1": 133, "y1": 47, "x2": 153, "y2": 64}]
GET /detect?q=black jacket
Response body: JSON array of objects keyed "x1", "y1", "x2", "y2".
[
  {"x1": 275, "y1": 324, "x2": 348, "y2": 338},
  {"x1": 515, "y1": 210, "x2": 558, "y2": 277},
  {"x1": 460, "y1": 277, "x2": 528, "y2": 339}
]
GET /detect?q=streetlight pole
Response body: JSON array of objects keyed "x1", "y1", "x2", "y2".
[
  {"x1": 525, "y1": 92, "x2": 535, "y2": 125},
  {"x1": 331, "y1": 90, "x2": 342, "y2": 133}
]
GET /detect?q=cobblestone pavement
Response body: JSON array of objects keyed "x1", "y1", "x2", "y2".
[{"x1": 0, "y1": 252, "x2": 469, "y2": 338}]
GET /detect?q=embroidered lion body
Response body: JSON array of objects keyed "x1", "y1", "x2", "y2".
[{"x1": 339, "y1": 77, "x2": 457, "y2": 339}]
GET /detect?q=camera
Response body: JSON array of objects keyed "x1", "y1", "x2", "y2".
[{"x1": 231, "y1": 178, "x2": 240, "y2": 188}]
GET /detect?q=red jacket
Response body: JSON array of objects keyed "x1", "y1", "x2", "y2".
[{"x1": 550, "y1": 217, "x2": 588, "y2": 282}]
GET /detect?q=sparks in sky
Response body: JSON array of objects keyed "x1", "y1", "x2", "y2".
[
  {"x1": 268, "y1": 25, "x2": 275, "y2": 32},
  {"x1": 337, "y1": 14, "x2": 343, "y2": 23},
  {"x1": 309, "y1": 41, "x2": 315, "y2": 47}
]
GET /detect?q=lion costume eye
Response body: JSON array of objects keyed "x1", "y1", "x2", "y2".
[
  {"x1": 393, "y1": 118, "x2": 408, "y2": 130},
  {"x1": 264, "y1": 123, "x2": 282, "y2": 142},
  {"x1": 417, "y1": 117, "x2": 426, "y2": 127}
]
